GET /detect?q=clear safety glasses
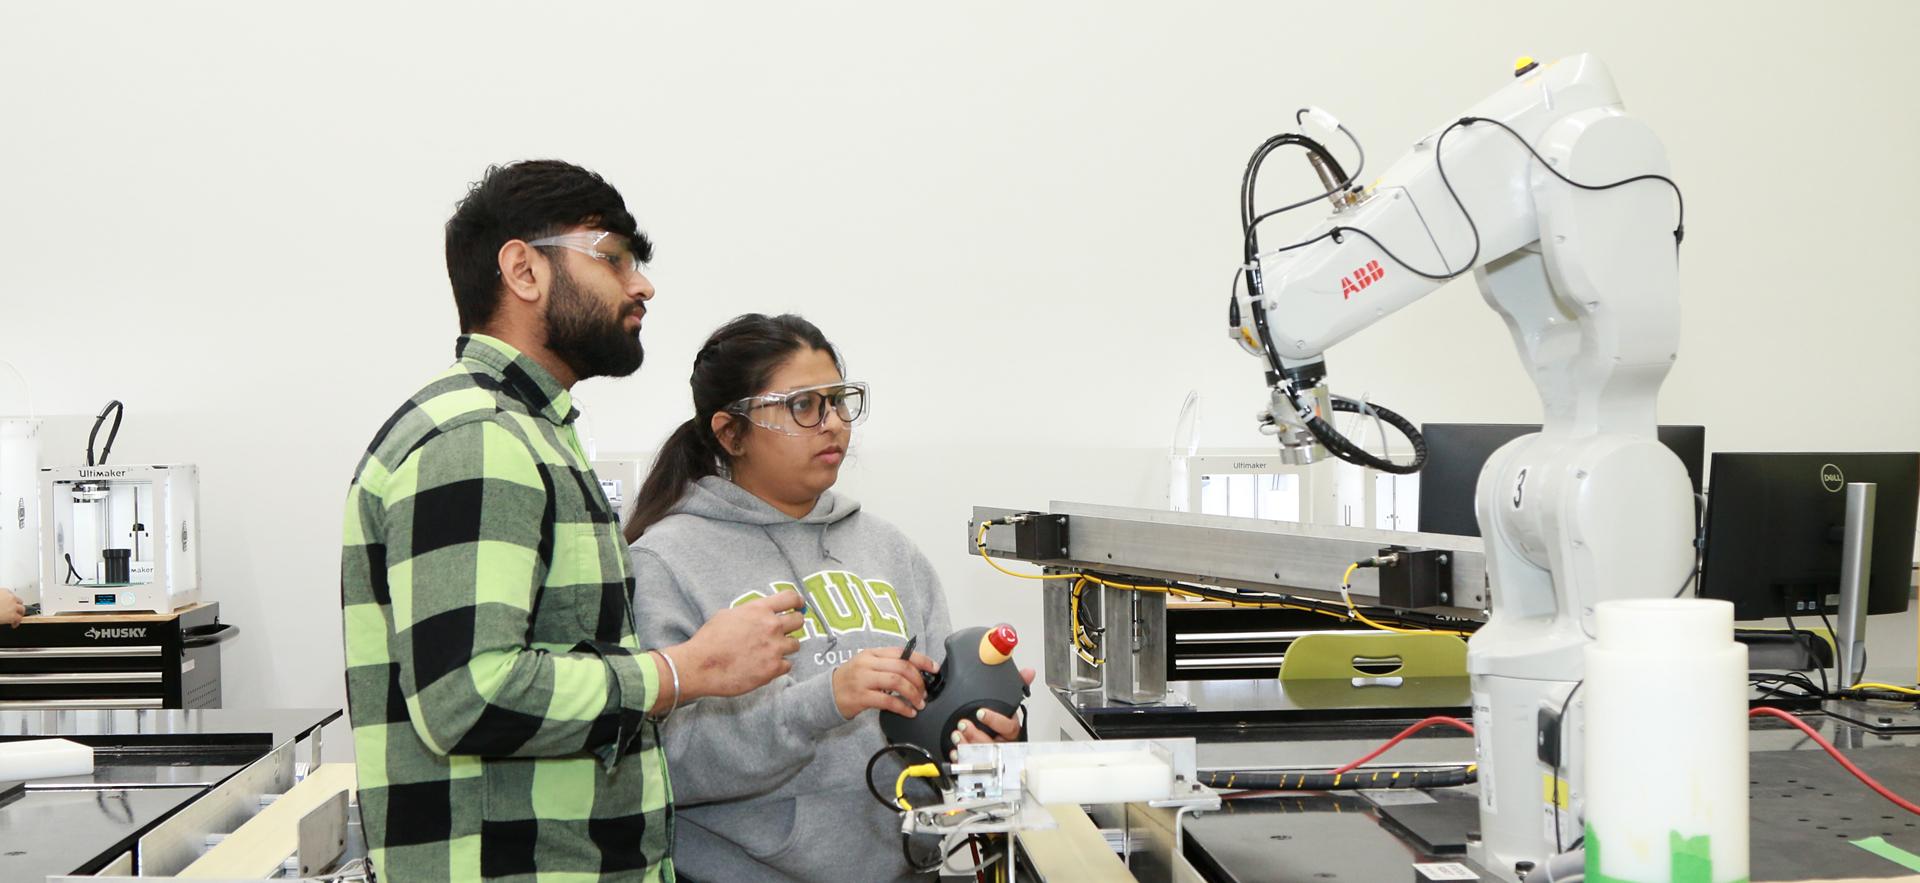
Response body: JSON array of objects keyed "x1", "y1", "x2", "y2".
[
  {"x1": 727, "y1": 381, "x2": 870, "y2": 436},
  {"x1": 526, "y1": 231, "x2": 647, "y2": 277}
]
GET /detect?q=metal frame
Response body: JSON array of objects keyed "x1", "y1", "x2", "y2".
[
  {"x1": 974, "y1": 502, "x2": 1488, "y2": 706},
  {"x1": 971, "y1": 502, "x2": 1487, "y2": 610},
  {"x1": 134, "y1": 741, "x2": 297, "y2": 876}
]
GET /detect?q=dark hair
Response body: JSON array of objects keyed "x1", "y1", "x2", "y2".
[
  {"x1": 444, "y1": 160, "x2": 652, "y2": 332},
  {"x1": 625, "y1": 314, "x2": 840, "y2": 541}
]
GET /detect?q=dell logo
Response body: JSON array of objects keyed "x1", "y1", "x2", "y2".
[{"x1": 1820, "y1": 463, "x2": 1845, "y2": 493}]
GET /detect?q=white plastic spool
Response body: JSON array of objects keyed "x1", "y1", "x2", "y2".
[
  {"x1": 1584, "y1": 598, "x2": 1749, "y2": 882},
  {"x1": 0, "y1": 419, "x2": 40, "y2": 605}
]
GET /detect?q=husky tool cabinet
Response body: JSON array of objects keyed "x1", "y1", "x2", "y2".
[{"x1": 0, "y1": 601, "x2": 235, "y2": 709}]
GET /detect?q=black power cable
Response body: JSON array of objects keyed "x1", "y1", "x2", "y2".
[
  {"x1": 1323, "y1": 397, "x2": 1428, "y2": 475},
  {"x1": 1238, "y1": 128, "x2": 1425, "y2": 475},
  {"x1": 1784, "y1": 611, "x2": 1829, "y2": 696},
  {"x1": 86, "y1": 400, "x2": 124, "y2": 467},
  {"x1": 904, "y1": 835, "x2": 970, "y2": 875},
  {"x1": 1242, "y1": 134, "x2": 1357, "y2": 261},
  {"x1": 1751, "y1": 672, "x2": 1827, "y2": 702},
  {"x1": 864, "y1": 742, "x2": 945, "y2": 811},
  {"x1": 1551, "y1": 681, "x2": 1583, "y2": 854},
  {"x1": 1203, "y1": 765, "x2": 1475, "y2": 792},
  {"x1": 1676, "y1": 495, "x2": 1708, "y2": 598}
]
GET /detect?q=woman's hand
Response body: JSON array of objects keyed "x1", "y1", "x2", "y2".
[
  {"x1": 951, "y1": 667, "x2": 1035, "y2": 756},
  {"x1": 832, "y1": 647, "x2": 938, "y2": 720},
  {"x1": 0, "y1": 589, "x2": 24, "y2": 628}
]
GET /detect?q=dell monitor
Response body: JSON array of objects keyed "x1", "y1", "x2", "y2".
[{"x1": 1697, "y1": 452, "x2": 1919, "y2": 620}]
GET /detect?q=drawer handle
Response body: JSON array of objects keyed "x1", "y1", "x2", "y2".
[
  {"x1": 0, "y1": 671, "x2": 164, "y2": 684},
  {"x1": 0, "y1": 697, "x2": 165, "y2": 709},
  {"x1": 0, "y1": 645, "x2": 163, "y2": 659}
]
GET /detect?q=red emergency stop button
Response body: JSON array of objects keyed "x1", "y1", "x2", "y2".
[{"x1": 979, "y1": 624, "x2": 1018, "y2": 665}]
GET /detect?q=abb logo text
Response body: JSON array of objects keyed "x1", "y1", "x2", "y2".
[{"x1": 1339, "y1": 260, "x2": 1385, "y2": 299}]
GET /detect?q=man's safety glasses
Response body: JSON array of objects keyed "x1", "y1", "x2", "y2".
[{"x1": 526, "y1": 231, "x2": 647, "y2": 277}]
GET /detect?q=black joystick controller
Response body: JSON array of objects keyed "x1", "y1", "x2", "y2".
[{"x1": 881, "y1": 624, "x2": 1026, "y2": 759}]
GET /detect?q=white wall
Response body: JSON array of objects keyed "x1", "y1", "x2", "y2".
[{"x1": 3, "y1": 2, "x2": 1916, "y2": 757}]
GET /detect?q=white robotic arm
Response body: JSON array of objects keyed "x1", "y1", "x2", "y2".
[
  {"x1": 1234, "y1": 55, "x2": 1684, "y2": 473},
  {"x1": 1232, "y1": 54, "x2": 1694, "y2": 881}
]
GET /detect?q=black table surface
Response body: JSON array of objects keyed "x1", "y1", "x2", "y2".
[
  {"x1": 0, "y1": 707, "x2": 340, "y2": 878},
  {"x1": 0, "y1": 787, "x2": 205, "y2": 878},
  {"x1": 1063, "y1": 684, "x2": 1920, "y2": 882},
  {"x1": 0, "y1": 707, "x2": 340, "y2": 749}
]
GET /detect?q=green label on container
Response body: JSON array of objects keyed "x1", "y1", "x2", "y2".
[{"x1": 1584, "y1": 824, "x2": 1750, "y2": 883}]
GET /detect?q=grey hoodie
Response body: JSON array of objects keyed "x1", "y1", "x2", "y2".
[{"x1": 629, "y1": 476, "x2": 951, "y2": 883}]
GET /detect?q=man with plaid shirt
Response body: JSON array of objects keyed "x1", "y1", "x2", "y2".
[{"x1": 342, "y1": 160, "x2": 808, "y2": 882}]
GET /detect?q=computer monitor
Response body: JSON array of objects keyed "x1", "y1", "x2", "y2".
[
  {"x1": 1416, "y1": 424, "x2": 1706, "y2": 538},
  {"x1": 1698, "y1": 453, "x2": 1919, "y2": 620}
]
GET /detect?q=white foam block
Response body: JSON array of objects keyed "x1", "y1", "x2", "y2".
[
  {"x1": 0, "y1": 738, "x2": 94, "y2": 782},
  {"x1": 1023, "y1": 750, "x2": 1173, "y2": 805}
]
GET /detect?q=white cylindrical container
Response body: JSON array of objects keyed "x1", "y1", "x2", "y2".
[
  {"x1": 1585, "y1": 598, "x2": 1748, "y2": 883},
  {"x1": 0, "y1": 419, "x2": 40, "y2": 605}
]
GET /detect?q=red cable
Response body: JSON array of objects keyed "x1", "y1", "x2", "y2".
[
  {"x1": 1330, "y1": 716, "x2": 1476, "y2": 776},
  {"x1": 1749, "y1": 707, "x2": 1920, "y2": 815},
  {"x1": 1235, "y1": 708, "x2": 1919, "y2": 818}
]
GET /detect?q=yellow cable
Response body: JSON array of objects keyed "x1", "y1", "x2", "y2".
[
  {"x1": 1070, "y1": 579, "x2": 1092, "y2": 649},
  {"x1": 1339, "y1": 561, "x2": 1474, "y2": 637},
  {"x1": 1351, "y1": 607, "x2": 1470, "y2": 636},
  {"x1": 894, "y1": 768, "x2": 913, "y2": 810},
  {"x1": 895, "y1": 762, "x2": 940, "y2": 810},
  {"x1": 1849, "y1": 682, "x2": 1920, "y2": 696},
  {"x1": 1069, "y1": 577, "x2": 1105, "y2": 665},
  {"x1": 975, "y1": 523, "x2": 1083, "y2": 581}
]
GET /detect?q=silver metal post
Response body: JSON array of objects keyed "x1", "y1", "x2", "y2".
[
  {"x1": 1042, "y1": 567, "x2": 1075, "y2": 694},
  {"x1": 1836, "y1": 482, "x2": 1876, "y2": 689},
  {"x1": 1099, "y1": 584, "x2": 1168, "y2": 705}
]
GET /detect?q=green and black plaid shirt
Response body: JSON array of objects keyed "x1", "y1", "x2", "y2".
[{"x1": 341, "y1": 333, "x2": 673, "y2": 882}]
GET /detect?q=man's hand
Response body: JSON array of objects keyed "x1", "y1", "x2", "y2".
[
  {"x1": 664, "y1": 590, "x2": 808, "y2": 705},
  {"x1": 951, "y1": 667, "x2": 1035, "y2": 757},
  {"x1": 831, "y1": 647, "x2": 938, "y2": 720},
  {"x1": 0, "y1": 589, "x2": 23, "y2": 628}
]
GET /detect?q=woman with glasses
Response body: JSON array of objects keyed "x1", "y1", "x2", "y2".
[{"x1": 623, "y1": 313, "x2": 1025, "y2": 882}]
